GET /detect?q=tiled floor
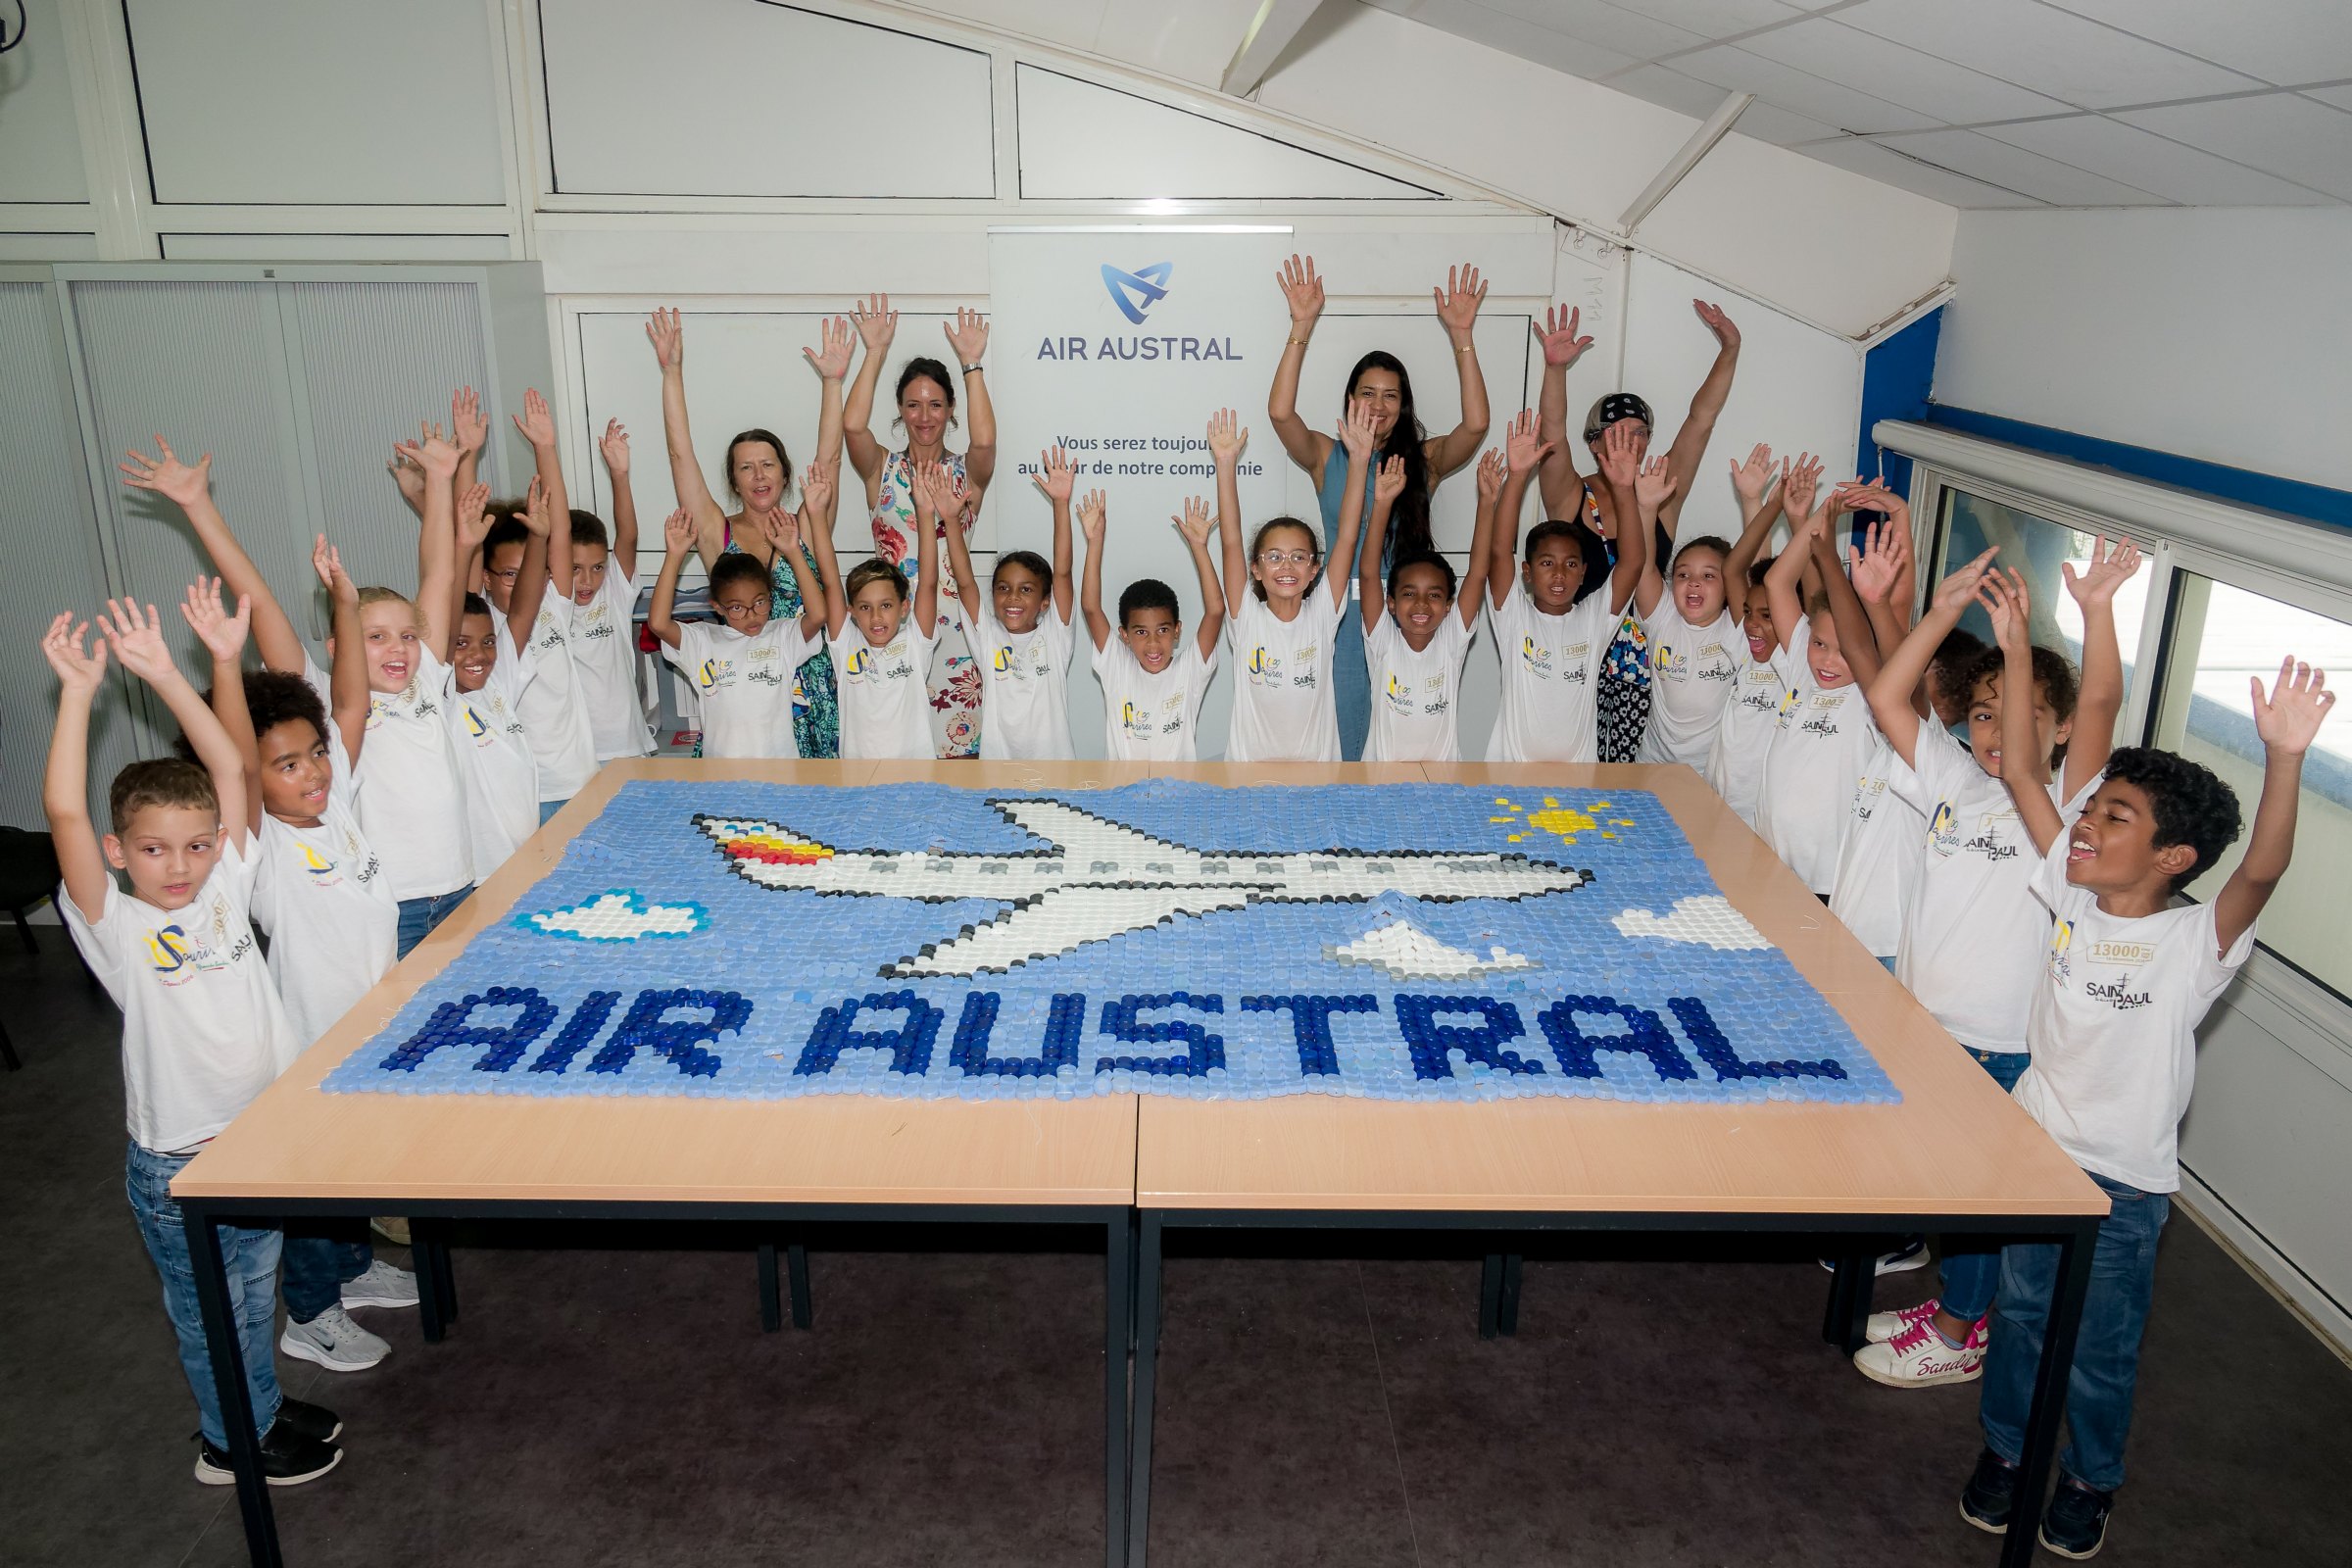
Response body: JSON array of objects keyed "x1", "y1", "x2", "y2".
[{"x1": 5, "y1": 939, "x2": 2348, "y2": 1566}]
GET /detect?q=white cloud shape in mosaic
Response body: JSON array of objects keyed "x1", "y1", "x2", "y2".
[
  {"x1": 520, "y1": 890, "x2": 707, "y2": 943},
  {"x1": 1325, "y1": 918, "x2": 1535, "y2": 980},
  {"x1": 1612, "y1": 895, "x2": 1769, "y2": 951}
]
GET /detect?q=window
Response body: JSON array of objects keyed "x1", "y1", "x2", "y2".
[{"x1": 2149, "y1": 575, "x2": 2352, "y2": 998}]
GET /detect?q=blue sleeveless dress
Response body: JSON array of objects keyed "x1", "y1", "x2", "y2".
[{"x1": 1316, "y1": 444, "x2": 1380, "y2": 761}]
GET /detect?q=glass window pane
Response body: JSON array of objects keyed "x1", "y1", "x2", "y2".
[
  {"x1": 2150, "y1": 575, "x2": 2352, "y2": 996},
  {"x1": 1936, "y1": 487, "x2": 2153, "y2": 725}
]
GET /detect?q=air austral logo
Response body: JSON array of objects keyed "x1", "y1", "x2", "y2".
[{"x1": 1102, "y1": 261, "x2": 1173, "y2": 324}]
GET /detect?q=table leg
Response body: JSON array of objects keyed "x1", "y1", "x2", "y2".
[
  {"x1": 1498, "y1": 1251, "x2": 1523, "y2": 1336},
  {"x1": 1479, "y1": 1251, "x2": 1503, "y2": 1339},
  {"x1": 787, "y1": 1242, "x2": 811, "y2": 1329},
  {"x1": 1104, "y1": 1211, "x2": 1132, "y2": 1568},
  {"x1": 757, "y1": 1242, "x2": 781, "y2": 1333},
  {"x1": 1124, "y1": 1210, "x2": 1165, "y2": 1568},
  {"x1": 2000, "y1": 1222, "x2": 2096, "y2": 1568},
  {"x1": 184, "y1": 1202, "x2": 282, "y2": 1568},
  {"x1": 429, "y1": 1227, "x2": 458, "y2": 1323},
  {"x1": 411, "y1": 1229, "x2": 447, "y2": 1345},
  {"x1": 1821, "y1": 1251, "x2": 1871, "y2": 1353}
]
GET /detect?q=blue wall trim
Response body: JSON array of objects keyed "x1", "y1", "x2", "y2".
[
  {"x1": 1857, "y1": 307, "x2": 1943, "y2": 503},
  {"x1": 1918, "y1": 405, "x2": 2352, "y2": 533}
]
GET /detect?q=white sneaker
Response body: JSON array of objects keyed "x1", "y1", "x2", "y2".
[
  {"x1": 341, "y1": 1258, "x2": 419, "y2": 1310},
  {"x1": 1818, "y1": 1237, "x2": 1931, "y2": 1276},
  {"x1": 1852, "y1": 1312, "x2": 1987, "y2": 1389},
  {"x1": 280, "y1": 1304, "x2": 389, "y2": 1372},
  {"x1": 1866, "y1": 1297, "x2": 1943, "y2": 1345}
]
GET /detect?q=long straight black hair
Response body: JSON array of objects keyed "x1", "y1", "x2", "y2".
[{"x1": 1345, "y1": 350, "x2": 1432, "y2": 562}]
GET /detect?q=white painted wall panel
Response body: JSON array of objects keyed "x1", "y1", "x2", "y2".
[
  {"x1": 161, "y1": 234, "x2": 515, "y2": 264},
  {"x1": 123, "y1": 0, "x2": 507, "y2": 206},
  {"x1": 540, "y1": 0, "x2": 996, "y2": 199},
  {"x1": 0, "y1": 0, "x2": 89, "y2": 203},
  {"x1": 0, "y1": 233, "x2": 99, "y2": 262}
]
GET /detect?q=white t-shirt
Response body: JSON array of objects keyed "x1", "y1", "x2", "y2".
[
  {"x1": 830, "y1": 616, "x2": 938, "y2": 760},
  {"x1": 665, "y1": 617, "x2": 811, "y2": 760},
  {"x1": 1705, "y1": 641, "x2": 1790, "y2": 828},
  {"x1": 1757, "y1": 617, "x2": 1878, "y2": 895},
  {"x1": 568, "y1": 567, "x2": 653, "y2": 762},
  {"x1": 1225, "y1": 589, "x2": 1343, "y2": 763},
  {"x1": 1639, "y1": 603, "x2": 1740, "y2": 768},
  {"x1": 62, "y1": 837, "x2": 300, "y2": 1152},
  {"x1": 492, "y1": 595, "x2": 597, "y2": 802},
  {"x1": 1484, "y1": 585, "x2": 1614, "y2": 764},
  {"x1": 965, "y1": 601, "x2": 1075, "y2": 760},
  {"x1": 1096, "y1": 637, "x2": 1216, "y2": 762},
  {"x1": 2016, "y1": 837, "x2": 2254, "y2": 1194},
  {"x1": 451, "y1": 648, "x2": 540, "y2": 877},
  {"x1": 1364, "y1": 610, "x2": 1473, "y2": 763},
  {"x1": 253, "y1": 753, "x2": 397, "y2": 1051},
  {"x1": 1828, "y1": 737, "x2": 1922, "y2": 958},
  {"x1": 1888, "y1": 724, "x2": 2092, "y2": 1054},
  {"x1": 355, "y1": 645, "x2": 474, "y2": 902}
]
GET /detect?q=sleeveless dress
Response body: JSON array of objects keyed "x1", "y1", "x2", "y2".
[
  {"x1": 1317, "y1": 444, "x2": 1381, "y2": 763},
  {"x1": 707, "y1": 526, "x2": 841, "y2": 760},
  {"x1": 871, "y1": 448, "x2": 981, "y2": 759}
]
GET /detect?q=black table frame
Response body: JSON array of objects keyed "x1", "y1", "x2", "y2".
[
  {"x1": 180, "y1": 1195, "x2": 1133, "y2": 1568},
  {"x1": 1125, "y1": 1206, "x2": 2102, "y2": 1568}
]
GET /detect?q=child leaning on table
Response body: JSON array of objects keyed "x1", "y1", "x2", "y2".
[
  {"x1": 42, "y1": 598, "x2": 345, "y2": 1490},
  {"x1": 1953, "y1": 576, "x2": 2331, "y2": 1560}
]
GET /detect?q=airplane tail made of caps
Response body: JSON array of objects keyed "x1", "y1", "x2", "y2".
[{"x1": 694, "y1": 814, "x2": 836, "y2": 866}]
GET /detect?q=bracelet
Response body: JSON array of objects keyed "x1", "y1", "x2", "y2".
[
  {"x1": 1287, "y1": 335, "x2": 1310, "y2": 348},
  {"x1": 1454, "y1": 341, "x2": 1476, "y2": 355},
  {"x1": 961, "y1": 362, "x2": 985, "y2": 374}
]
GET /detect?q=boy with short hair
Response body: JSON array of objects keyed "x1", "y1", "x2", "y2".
[
  {"x1": 946, "y1": 446, "x2": 1078, "y2": 760},
  {"x1": 1079, "y1": 482, "x2": 1225, "y2": 762},
  {"x1": 1955, "y1": 574, "x2": 2332, "y2": 1559},
  {"x1": 540, "y1": 396, "x2": 652, "y2": 764},
  {"x1": 44, "y1": 597, "x2": 343, "y2": 1488}
]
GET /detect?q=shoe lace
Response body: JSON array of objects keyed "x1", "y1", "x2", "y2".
[{"x1": 1887, "y1": 1318, "x2": 1934, "y2": 1353}]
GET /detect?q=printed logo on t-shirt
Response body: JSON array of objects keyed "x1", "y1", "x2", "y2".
[
  {"x1": 1798, "y1": 710, "x2": 1842, "y2": 740},
  {"x1": 2046, "y1": 917, "x2": 2075, "y2": 982},
  {"x1": 2086, "y1": 939, "x2": 2156, "y2": 966},
  {"x1": 1520, "y1": 636, "x2": 1552, "y2": 678},
  {"x1": 142, "y1": 912, "x2": 246, "y2": 988},
  {"x1": 300, "y1": 841, "x2": 343, "y2": 888},
  {"x1": 1774, "y1": 686, "x2": 1801, "y2": 723},
  {"x1": 1654, "y1": 642, "x2": 1687, "y2": 681},
  {"x1": 1383, "y1": 672, "x2": 1416, "y2": 714},
  {"x1": 1851, "y1": 774, "x2": 1886, "y2": 823},
  {"x1": 1247, "y1": 646, "x2": 1283, "y2": 686},
  {"x1": 697, "y1": 658, "x2": 734, "y2": 693},
  {"x1": 1929, "y1": 800, "x2": 2022, "y2": 861},
  {"x1": 1559, "y1": 640, "x2": 1591, "y2": 686}
]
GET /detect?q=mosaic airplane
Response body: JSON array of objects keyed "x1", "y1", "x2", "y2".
[{"x1": 696, "y1": 798, "x2": 1589, "y2": 977}]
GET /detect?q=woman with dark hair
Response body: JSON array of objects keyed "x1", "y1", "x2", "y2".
[
  {"x1": 647, "y1": 307, "x2": 841, "y2": 760},
  {"x1": 1268, "y1": 255, "x2": 1492, "y2": 760},
  {"x1": 832, "y1": 293, "x2": 997, "y2": 758}
]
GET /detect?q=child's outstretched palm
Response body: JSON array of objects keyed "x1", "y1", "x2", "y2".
[
  {"x1": 1597, "y1": 419, "x2": 1642, "y2": 489},
  {"x1": 798, "y1": 456, "x2": 834, "y2": 522},
  {"x1": 1504, "y1": 409, "x2": 1550, "y2": 476},
  {"x1": 1635, "y1": 453, "x2": 1677, "y2": 512},
  {"x1": 1848, "y1": 519, "x2": 1908, "y2": 605},
  {"x1": 181, "y1": 577, "x2": 251, "y2": 662},
  {"x1": 99, "y1": 599, "x2": 176, "y2": 685},
  {"x1": 1339, "y1": 399, "x2": 1378, "y2": 464},
  {"x1": 120, "y1": 438, "x2": 213, "y2": 509},
  {"x1": 1374, "y1": 455, "x2": 1407, "y2": 509},
  {"x1": 1173, "y1": 496, "x2": 1213, "y2": 549},
  {"x1": 1781, "y1": 452, "x2": 1824, "y2": 523},
  {"x1": 599, "y1": 418, "x2": 630, "y2": 476},
  {"x1": 511, "y1": 388, "x2": 555, "y2": 450},
  {"x1": 2253, "y1": 658, "x2": 2335, "y2": 756},
  {"x1": 2063, "y1": 534, "x2": 2142, "y2": 608},
  {"x1": 40, "y1": 612, "x2": 108, "y2": 694},
  {"x1": 1730, "y1": 444, "x2": 1776, "y2": 507},
  {"x1": 1976, "y1": 567, "x2": 2033, "y2": 655},
  {"x1": 314, "y1": 535, "x2": 358, "y2": 606},
  {"x1": 1075, "y1": 490, "x2": 1106, "y2": 549},
  {"x1": 518, "y1": 475, "x2": 551, "y2": 537},
  {"x1": 1205, "y1": 408, "x2": 1247, "y2": 464},
  {"x1": 456, "y1": 482, "x2": 493, "y2": 553},
  {"x1": 912, "y1": 460, "x2": 958, "y2": 521},
  {"x1": 1533, "y1": 305, "x2": 1592, "y2": 368},
  {"x1": 1476, "y1": 448, "x2": 1505, "y2": 504},
  {"x1": 1933, "y1": 546, "x2": 2001, "y2": 616},
  {"x1": 451, "y1": 386, "x2": 488, "y2": 455},
  {"x1": 803, "y1": 316, "x2": 855, "y2": 381},
  {"x1": 663, "y1": 509, "x2": 698, "y2": 558},
  {"x1": 1033, "y1": 446, "x2": 1075, "y2": 505}
]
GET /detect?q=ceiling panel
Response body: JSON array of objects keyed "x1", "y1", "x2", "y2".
[
  {"x1": 1606, "y1": 62, "x2": 1735, "y2": 117},
  {"x1": 2117, "y1": 93, "x2": 2352, "y2": 200},
  {"x1": 2303, "y1": 84, "x2": 2352, "y2": 112},
  {"x1": 1977, "y1": 115, "x2": 2333, "y2": 206},
  {"x1": 1363, "y1": 0, "x2": 1640, "y2": 77},
  {"x1": 1798, "y1": 133, "x2": 2047, "y2": 207},
  {"x1": 1608, "y1": 0, "x2": 1811, "y2": 40},
  {"x1": 1475, "y1": 0, "x2": 1712, "y2": 61},
  {"x1": 1838, "y1": 0, "x2": 2266, "y2": 108},
  {"x1": 1737, "y1": 17, "x2": 2077, "y2": 124},
  {"x1": 1727, "y1": 97, "x2": 1847, "y2": 146},
  {"x1": 1670, "y1": 42, "x2": 1942, "y2": 133},
  {"x1": 2038, "y1": 1, "x2": 2352, "y2": 87},
  {"x1": 1873, "y1": 126, "x2": 2172, "y2": 204}
]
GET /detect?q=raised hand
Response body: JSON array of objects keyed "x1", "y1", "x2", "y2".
[
  {"x1": 98, "y1": 598, "x2": 176, "y2": 685},
  {"x1": 646, "y1": 307, "x2": 684, "y2": 373},
  {"x1": 662, "y1": 508, "x2": 697, "y2": 559},
  {"x1": 1504, "y1": 409, "x2": 1552, "y2": 476},
  {"x1": 509, "y1": 387, "x2": 553, "y2": 449},
  {"x1": 1933, "y1": 546, "x2": 2001, "y2": 615},
  {"x1": 1205, "y1": 407, "x2": 1247, "y2": 464},
  {"x1": 1848, "y1": 519, "x2": 1909, "y2": 605},
  {"x1": 1074, "y1": 489, "x2": 1106, "y2": 549},
  {"x1": 1033, "y1": 446, "x2": 1076, "y2": 504},
  {"x1": 1729, "y1": 443, "x2": 1776, "y2": 506},
  {"x1": 1781, "y1": 452, "x2": 1824, "y2": 524},
  {"x1": 518, "y1": 475, "x2": 551, "y2": 537},
  {"x1": 2062, "y1": 534, "x2": 2143, "y2": 609},
  {"x1": 456, "y1": 482, "x2": 493, "y2": 553},
  {"x1": 180, "y1": 577, "x2": 251, "y2": 662},
  {"x1": 1476, "y1": 447, "x2": 1506, "y2": 504},
  {"x1": 1977, "y1": 566, "x2": 2032, "y2": 654},
  {"x1": 944, "y1": 306, "x2": 988, "y2": 366},
  {"x1": 1635, "y1": 453, "x2": 1677, "y2": 512},
  {"x1": 599, "y1": 416, "x2": 630, "y2": 476},
  {"x1": 761, "y1": 507, "x2": 803, "y2": 559},
  {"x1": 2252, "y1": 657, "x2": 2336, "y2": 756},
  {"x1": 40, "y1": 612, "x2": 108, "y2": 694},
  {"x1": 120, "y1": 438, "x2": 214, "y2": 510},
  {"x1": 313, "y1": 534, "x2": 358, "y2": 606},
  {"x1": 1276, "y1": 254, "x2": 1324, "y2": 327},
  {"x1": 1374, "y1": 454, "x2": 1408, "y2": 509},
  {"x1": 852, "y1": 292, "x2": 898, "y2": 353},
  {"x1": 1533, "y1": 304, "x2": 1592, "y2": 368},
  {"x1": 1693, "y1": 299, "x2": 1741, "y2": 351},
  {"x1": 1598, "y1": 418, "x2": 1642, "y2": 489},
  {"x1": 402, "y1": 428, "x2": 462, "y2": 479},
  {"x1": 1339, "y1": 398, "x2": 1379, "y2": 464},
  {"x1": 387, "y1": 443, "x2": 426, "y2": 513},
  {"x1": 798, "y1": 455, "x2": 834, "y2": 522},
  {"x1": 804, "y1": 316, "x2": 855, "y2": 381},
  {"x1": 1434, "y1": 263, "x2": 1487, "y2": 335},
  {"x1": 911, "y1": 459, "x2": 958, "y2": 521},
  {"x1": 451, "y1": 386, "x2": 488, "y2": 455},
  {"x1": 1173, "y1": 495, "x2": 1214, "y2": 549}
]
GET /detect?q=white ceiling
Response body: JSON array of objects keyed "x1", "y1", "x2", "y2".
[{"x1": 1363, "y1": 0, "x2": 2352, "y2": 207}]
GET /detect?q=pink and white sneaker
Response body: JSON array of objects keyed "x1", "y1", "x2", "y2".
[
  {"x1": 1852, "y1": 1312, "x2": 1988, "y2": 1388},
  {"x1": 1865, "y1": 1297, "x2": 1943, "y2": 1345}
]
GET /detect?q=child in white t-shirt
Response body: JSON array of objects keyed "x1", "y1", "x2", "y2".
[
  {"x1": 481, "y1": 425, "x2": 598, "y2": 820},
  {"x1": 1700, "y1": 446, "x2": 1806, "y2": 824},
  {"x1": 1482, "y1": 411, "x2": 1646, "y2": 764},
  {"x1": 42, "y1": 594, "x2": 342, "y2": 1488},
  {"x1": 816, "y1": 458, "x2": 942, "y2": 760},
  {"x1": 558, "y1": 405, "x2": 654, "y2": 762},
  {"x1": 1631, "y1": 442, "x2": 1755, "y2": 769},
  {"x1": 1953, "y1": 619, "x2": 2330, "y2": 1558},
  {"x1": 1850, "y1": 539, "x2": 2137, "y2": 1392},
  {"x1": 946, "y1": 447, "x2": 1077, "y2": 760},
  {"x1": 1357, "y1": 446, "x2": 1496, "y2": 762},
  {"x1": 1079, "y1": 476, "x2": 1225, "y2": 762}
]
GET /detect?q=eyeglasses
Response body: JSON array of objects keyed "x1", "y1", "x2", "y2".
[
  {"x1": 1255, "y1": 550, "x2": 1316, "y2": 566},
  {"x1": 717, "y1": 596, "x2": 773, "y2": 619}
]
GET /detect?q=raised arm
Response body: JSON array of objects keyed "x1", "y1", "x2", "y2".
[
  {"x1": 1031, "y1": 446, "x2": 1078, "y2": 625},
  {"x1": 1630, "y1": 453, "x2": 1679, "y2": 617},
  {"x1": 38, "y1": 615, "x2": 113, "y2": 920},
  {"x1": 103, "y1": 598, "x2": 250, "y2": 851},
  {"x1": 646, "y1": 511, "x2": 696, "y2": 652},
  {"x1": 453, "y1": 482, "x2": 493, "y2": 639},
  {"x1": 1984, "y1": 568, "x2": 2065, "y2": 856},
  {"x1": 604, "y1": 419, "x2": 640, "y2": 584},
  {"x1": 1868, "y1": 548, "x2": 1998, "y2": 769},
  {"x1": 945, "y1": 308, "x2": 996, "y2": 502},
  {"x1": 1811, "y1": 497, "x2": 1883, "y2": 691},
  {"x1": 451, "y1": 385, "x2": 489, "y2": 503},
  {"x1": 1533, "y1": 306, "x2": 1595, "y2": 520},
  {"x1": 512, "y1": 389, "x2": 575, "y2": 597},
  {"x1": 1425, "y1": 264, "x2": 1492, "y2": 479},
  {"x1": 1328, "y1": 401, "x2": 1375, "y2": 612},
  {"x1": 1075, "y1": 489, "x2": 1110, "y2": 652},
  {"x1": 1722, "y1": 445, "x2": 1782, "y2": 624},
  {"x1": 930, "y1": 460, "x2": 979, "y2": 619},
  {"x1": 842, "y1": 293, "x2": 898, "y2": 494},
  {"x1": 1660, "y1": 301, "x2": 1740, "y2": 529},
  {"x1": 1494, "y1": 410, "x2": 1551, "y2": 611},
  {"x1": 1845, "y1": 514, "x2": 1914, "y2": 693},
  {"x1": 1593, "y1": 421, "x2": 1649, "y2": 616},
  {"x1": 508, "y1": 474, "x2": 556, "y2": 636},
  {"x1": 647, "y1": 308, "x2": 731, "y2": 569},
  {"x1": 1208, "y1": 408, "x2": 1250, "y2": 612},
  {"x1": 1459, "y1": 448, "x2": 1503, "y2": 627},
  {"x1": 120, "y1": 439, "x2": 306, "y2": 674},
  {"x1": 799, "y1": 454, "x2": 851, "y2": 641},
  {"x1": 402, "y1": 435, "x2": 463, "y2": 662},
  {"x1": 2059, "y1": 535, "x2": 2143, "y2": 800},
  {"x1": 312, "y1": 537, "x2": 368, "y2": 766},
  {"x1": 2217, "y1": 660, "x2": 2335, "y2": 952},
  {"x1": 1760, "y1": 511, "x2": 1816, "y2": 662},
  {"x1": 1359, "y1": 456, "x2": 1406, "y2": 631},
  {"x1": 180, "y1": 578, "x2": 262, "y2": 835},
  {"x1": 1268, "y1": 254, "x2": 1331, "y2": 478},
  {"x1": 1175, "y1": 496, "x2": 1226, "y2": 661}
]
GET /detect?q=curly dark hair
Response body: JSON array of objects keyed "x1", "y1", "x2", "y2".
[
  {"x1": 1928, "y1": 627, "x2": 1987, "y2": 718},
  {"x1": 1118, "y1": 577, "x2": 1178, "y2": 625},
  {"x1": 172, "y1": 670, "x2": 327, "y2": 765},
  {"x1": 1960, "y1": 643, "x2": 2081, "y2": 765},
  {"x1": 2102, "y1": 747, "x2": 2243, "y2": 893}
]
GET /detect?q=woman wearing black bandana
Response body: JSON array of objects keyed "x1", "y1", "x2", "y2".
[{"x1": 1532, "y1": 301, "x2": 1742, "y2": 760}]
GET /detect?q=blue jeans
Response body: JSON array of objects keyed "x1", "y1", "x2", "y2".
[
  {"x1": 395, "y1": 884, "x2": 474, "y2": 958},
  {"x1": 126, "y1": 1143, "x2": 282, "y2": 1448},
  {"x1": 1981, "y1": 1170, "x2": 2168, "y2": 1494},
  {"x1": 1333, "y1": 602, "x2": 1369, "y2": 762},
  {"x1": 537, "y1": 797, "x2": 568, "y2": 825},
  {"x1": 282, "y1": 1222, "x2": 371, "y2": 1324},
  {"x1": 1937, "y1": 1049, "x2": 2034, "y2": 1320}
]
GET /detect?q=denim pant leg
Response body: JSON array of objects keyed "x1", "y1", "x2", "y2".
[
  {"x1": 126, "y1": 1144, "x2": 283, "y2": 1447},
  {"x1": 1333, "y1": 604, "x2": 1369, "y2": 762},
  {"x1": 1936, "y1": 1050, "x2": 2035, "y2": 1319},
  {"x1": 394, "y1": 883, "x2": 476, "y2": 958},
  {"x1": 537, "y1": 797, "x2": 569, "y2": 825},
  {"x1": 1980, "y1": 1171, "x2": 2170, "y2": 1494},
  {"x1": 281, "y1": 1221, "x2": 373, "y2": 1323}
]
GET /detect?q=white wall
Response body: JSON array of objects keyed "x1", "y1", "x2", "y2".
[{"x1": 1936, "y1": 207, "x2": 2352, "y2": 493}]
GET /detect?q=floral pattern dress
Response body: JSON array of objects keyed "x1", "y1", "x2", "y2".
[{"x1": 871, "y1": 448, "x2": 981, "y2": 759}]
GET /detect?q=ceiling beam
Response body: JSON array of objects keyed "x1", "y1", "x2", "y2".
[
  {"x1": 1619, "y1": 91, "x2": 1753, "y2": 234},
  {"x1": 1220, "y1": 0, "x2": 1329, "y2": 99}
]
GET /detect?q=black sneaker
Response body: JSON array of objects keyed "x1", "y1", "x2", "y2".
[
  {"x1": 1958, "y1": 1447, "x2": 2018, "y2": 1535},
  {"x1": 271, "y1": 1397, "x2": 343, "y2": 1445},
  {"x1": 2038, "y1": 1480, "x2": 2114, "y2": 1559},
  {"x1": 194, "y1": 1422, "x2": 343, "y2": 1488}
]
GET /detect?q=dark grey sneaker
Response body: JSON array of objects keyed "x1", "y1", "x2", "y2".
[
  {"x1": 1958, "y1": 1447, "x2": 2018, "y2": 1535},
  {"x1": 194, "y1": 1422, "x2": 342, "y2": 1488},
  {"x1": 271, "y1": 1396, "x2": 342, "y2": 1445},
  {"x1": 2038, "y1": 1480, "x2": 2114, "y2": 1559}
]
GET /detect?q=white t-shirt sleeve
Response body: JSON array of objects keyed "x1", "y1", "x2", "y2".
[{"x1": 663, "y1": 621, "x2": 713, "y2": 674}]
